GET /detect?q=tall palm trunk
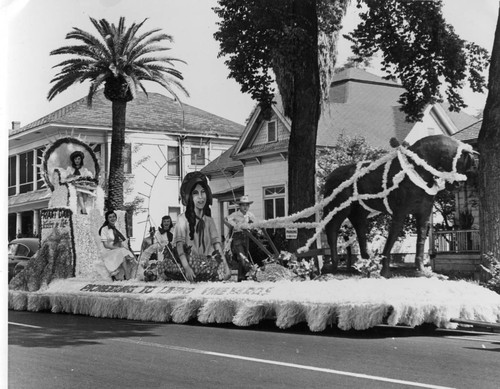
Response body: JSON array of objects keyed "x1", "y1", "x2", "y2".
[
  {"x1": 287, "y1": 0, "x2": 321, "y2": 252},
  {"x1": 478, "y1": 10, "x2": 500, "y2": 260},
  {"x1": 107, "y1": 100, "x2": 127, "y2": 210}
]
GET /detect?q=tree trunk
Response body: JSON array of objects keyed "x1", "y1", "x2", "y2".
[
  {"x1": 107, "y1": 100, "x2": 127, "y2": 210},
  {"x1": 287, "y1": 0, "x2": 321, "y2": 252},
  {"x1": 478, "y1": 9, "x2": 500, "y2": 260}
]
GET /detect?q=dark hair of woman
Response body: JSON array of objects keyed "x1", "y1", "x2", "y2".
[
  {"x1": 98, "y1": 210, "x2": 126, "y2": 245},
  {"x1": 70, "y1": 151, "x2": 85, "y2": 169},
  {"x1": 99, "y1": 210, "x2": 116, "y2": 235},
  {"x1": 158, "y1": 215, "x2": 173, "y2": 234},
  {"x1": 185, "y1": 181, "x2": 211, "y2": 241}
]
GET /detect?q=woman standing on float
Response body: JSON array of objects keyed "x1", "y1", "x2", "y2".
[{"x1": 173, "y1": 172, "x2": 231, "y2": 282}]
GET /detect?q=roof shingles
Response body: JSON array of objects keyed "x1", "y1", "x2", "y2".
[{"x1": 12, "y1": 90, "x2": 244, "y2": 138}]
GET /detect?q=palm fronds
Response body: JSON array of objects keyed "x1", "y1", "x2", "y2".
[{"x1": 48, "y1": 16, "x2": 188, "y2": 105}]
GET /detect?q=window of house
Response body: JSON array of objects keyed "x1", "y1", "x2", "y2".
[
  {"x1": 191, "y1": 147, "x2": 205, "y2": 166},
  {"x1": 264, "y1": 185, "x2": 285, "y2": 219},
  {"x1": 36, "y1": 148, "x2": 44, "y2": 190},
  {"x1": 267, "y1": 121, "x2": 277, "y2": 143},
  {"x1": 168, "y1": 207, "x2": 181, "y2": 225},
  {"x1": 19, "y1": 151, "x2": 34, "y2": 194},
  {"x1": 167, "y1": 146, "x2": 180, "y2": 176},
  {"x1": 8, "y1": 155, "x2": 16, "y2": 196},
  {"x1": 123, "y1": 143, "x2": 132, "y2": 174}
]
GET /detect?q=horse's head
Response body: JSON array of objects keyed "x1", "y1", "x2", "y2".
[{"x1": 409, "y1": 135, "x2": 478, "y2": 180}]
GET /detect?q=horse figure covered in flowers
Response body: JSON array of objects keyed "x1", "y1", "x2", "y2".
[{"x1": 323, "y1": 135, "x2": 477, "y2": 278}]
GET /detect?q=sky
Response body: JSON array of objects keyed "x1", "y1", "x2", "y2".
[{"x1": 0, "y1": 0, "x2": 498, "y2": 132}]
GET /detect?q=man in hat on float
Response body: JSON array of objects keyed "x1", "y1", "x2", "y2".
[{"x1": 225, "y1": 195, "x2": 257, "y2": 280}]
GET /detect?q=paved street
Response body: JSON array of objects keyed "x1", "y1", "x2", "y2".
[{"x1": 8, "y1": 310, "x2": 500, "y2": 389}]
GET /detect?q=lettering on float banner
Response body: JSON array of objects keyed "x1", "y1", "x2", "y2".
[
  {"x1": 79, "y1": 283, "x2": 274, "y2": 297},
  {"x1": 41, "y1": 208, "x2": 72, "y2": 240}
]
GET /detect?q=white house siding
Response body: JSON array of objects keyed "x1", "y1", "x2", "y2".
[
  {"x1": 404, "y1": 105, "x2": 447, "y2": 145},
  {"x1": 243, "y1": 157, "x2": 288, "y2": 220},
  {"x1": 124, "y1": 134, "x2": 235, "y2": 252},
  {"x1": 252, "y1": 112, "x2": 289, "y2": 146}
]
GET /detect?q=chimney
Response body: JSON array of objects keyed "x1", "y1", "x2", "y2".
[{"x1": 12, "y1": 121, "x2": 20, "y2": 130}]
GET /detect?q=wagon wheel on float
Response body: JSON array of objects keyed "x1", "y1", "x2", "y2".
[{"x1": 135, "y1": 144, "x2": 278, "y2": 269}]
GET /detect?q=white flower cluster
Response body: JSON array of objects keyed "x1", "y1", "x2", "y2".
[{"x1": 73, "y1": 213, "x2": 103, "y2": 279}]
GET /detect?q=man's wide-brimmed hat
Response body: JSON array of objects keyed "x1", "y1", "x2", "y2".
[
  {"x1": 237, "y1": 195, "x2": 253, "y2": 205},
  {"x1": 180, "y1": 171, "x2": 213, "y2": 206},
  {"x1": 69, "y1": 150, "x2": 84, "y2": 162}
]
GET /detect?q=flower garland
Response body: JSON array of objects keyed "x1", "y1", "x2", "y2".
[{"x1": 235, "y1": 139, "x2": 473, "y2": 254}]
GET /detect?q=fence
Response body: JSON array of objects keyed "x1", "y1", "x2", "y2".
[{"x1": 433, "y1": 230, "x2": 480, "y2": 253}]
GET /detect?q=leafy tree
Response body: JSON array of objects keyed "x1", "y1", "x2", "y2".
[
  {"x1": 345, "y1": 0, "x2": 489, "y2": 121},
  {"x1": 214, "y1": 0, "x2": 349, "y2": 251},
  {"x1": 478, "y1": 10, "x2": 500, "y2": 262},
  {"x1": 433, "y1": 189, "x2": 456, "y2": 231},
  {"x1": 334, "y1": 55, "x2": 372, "y2": 74},
  {"x1": 213, "y1": 0, "x2": 488, "y2": 250},
  {"x1": 316, "y1": 133, "x2": 387, "y2": 194},
  {"x1": 48, "y1": 17, "x2": 188, "y2": 210}
]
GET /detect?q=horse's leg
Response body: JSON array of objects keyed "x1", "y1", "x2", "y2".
[
  {"x1": 414, "y1": 198, "x2": 434, "y2": 272},
  {"x1": 381, "y1": 213, "x2": 407, "y2": 278},
  {"x1": 324, "y1": 208, "x2": 350, "y2": 273},
  {"x1": 348, "y1": 207, "x2": 370, "y2": 269}
]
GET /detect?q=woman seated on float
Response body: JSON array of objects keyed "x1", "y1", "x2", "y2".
[
  {"x1": 156, "y1": 215, "x2": 174, "y2": 250},
  {"x1": 173, "y1": 172, "x2": 231, "y2": 282},
  {"x1": 139, "y1": 216, "x2": 174, "y2": 268},
  {"x1": 99, "y1": 210, "x2": 138, "y2": 280},
  {"x1": 64, "y1": 150, "x2": 95, "y2": 214}
]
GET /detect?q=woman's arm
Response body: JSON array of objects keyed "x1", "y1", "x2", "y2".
[
  {"x1": 102, "y1": 240, "x2": 116, "y2": 250},
  {"x1": 176, "y1": 241, "x2": 195, "y2": 282}
]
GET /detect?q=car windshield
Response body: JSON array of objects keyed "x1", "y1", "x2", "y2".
[{"x1": 8, "y1": 243, "x2": 30, "y2": 257}]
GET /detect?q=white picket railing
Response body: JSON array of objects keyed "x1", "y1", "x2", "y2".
[{"x1": 433, "y1": 230, "x2": 480, "y2": 253}]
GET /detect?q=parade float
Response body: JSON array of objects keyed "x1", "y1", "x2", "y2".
[{"x1": 8, "y1": 136, "x2": 500, "y2": 332}]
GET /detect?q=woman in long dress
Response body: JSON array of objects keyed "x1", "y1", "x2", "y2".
[
  {"x1": 65, "y1": 150, "x2": 95, "y2": 214},
  {"x1": 172, "y1": 172, "x2": 231, "y2": 282},
  {"x1": 99, "y1": 210, "x2": 137, "y2": 280}
]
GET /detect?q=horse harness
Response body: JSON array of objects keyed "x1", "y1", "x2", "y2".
[{"x1": 355, "y1": 142, "x2": 473, "y2": 217}]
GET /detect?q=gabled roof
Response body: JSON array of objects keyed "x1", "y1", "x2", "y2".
[
  {"x1": 214, "y1": 68, "x2": 478, "y2": 167},
  {"x1": 317, "y1": 68, "x2": 411, "y2": 149},
  {"x1": 440, "y1": 102, "x2": 480, "y2": 133},
  {"x1": 453, "y1": 119, "x2": 482, "y2": 143},
  {"x1": 10, "y1": 90, "x2": 245, "y2": 139},
  {"x1": 330, "y1": 67, "x2": 400, "y2": 88},
  {"x1": 201, "y1": 145, "x2": 243, "y2": 176},
  {"x1": 232, "y1": 68, "x2": 413, "y2": 159}
]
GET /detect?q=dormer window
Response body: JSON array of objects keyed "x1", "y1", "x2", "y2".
[{"x1": 267, "y1": 121, "x2": 277, "y2": 143}]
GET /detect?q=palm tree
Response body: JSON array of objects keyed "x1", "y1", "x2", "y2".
[{"x1": 48, "y1": 17, "x2": 188, "y2": 210}]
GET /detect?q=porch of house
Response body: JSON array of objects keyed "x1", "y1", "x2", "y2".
[{"x1": 431, "y1": 229, "x2": 481, "y2": 280}]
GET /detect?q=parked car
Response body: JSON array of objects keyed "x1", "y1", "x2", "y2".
[{"x1": 8, "y1": 238, "x2": 39, "y2": 281}]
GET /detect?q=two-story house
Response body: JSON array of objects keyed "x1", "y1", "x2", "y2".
[{"x1": 8, "y1": 90, "x2": 245, "y2": 252}]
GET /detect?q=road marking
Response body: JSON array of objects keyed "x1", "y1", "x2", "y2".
[
  {"x1": 113, "y1": 338, "x2": 454, "y2": 389},
  {"x1": 8, "y1": 321, "x2": 42, "y2": 329},
  {"x1": 446, "y1": 336, "x2": 500, "y2": 344}
]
